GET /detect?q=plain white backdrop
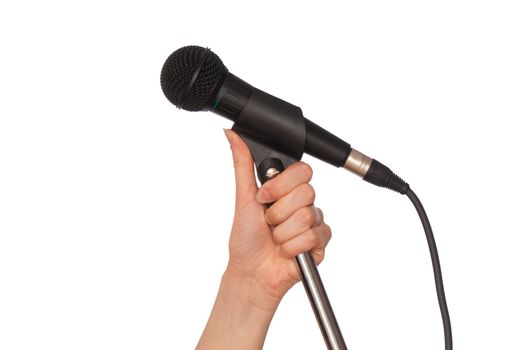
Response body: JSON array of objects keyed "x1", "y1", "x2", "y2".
[{"x1": 1, "y1": 1, "x2": 526, "y2": 349}]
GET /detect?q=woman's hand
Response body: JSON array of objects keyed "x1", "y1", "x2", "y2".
[
  {"x1": 197, "y1": 130, "x2": 332, "y2": 350},
  {"x1": 224, "y1": 129, "x2": 332, "y2": 306}
]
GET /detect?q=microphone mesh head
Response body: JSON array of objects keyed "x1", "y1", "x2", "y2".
[{"x1": 160, "y1": 45, "x2": 228, "y2": 111}]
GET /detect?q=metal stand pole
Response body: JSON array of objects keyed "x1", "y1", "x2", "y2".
[
  {"x1": 259, "y1": 159, "x2": 348, "y2": 350},
  {"x1": 296, "y1": 252, "x2": 347, "y2": 349}
]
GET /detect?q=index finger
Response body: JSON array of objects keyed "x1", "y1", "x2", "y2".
[{"x1": 256, "y1": 161, "x2": 313, "y2": 204}]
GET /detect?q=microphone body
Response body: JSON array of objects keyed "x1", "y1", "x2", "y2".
[
  {"x1": 212, "y1": 73, "x2": 351, "y2": 168},
  {"x1": 160, "y1": 45, "x2": 408, "y2": 194}
]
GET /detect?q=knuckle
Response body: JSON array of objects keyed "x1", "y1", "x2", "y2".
[
  {"x1": 315, "y1": 249, "x2": 325, "y2": 263},
  {"x1": 305, "y1": 229, "x2": 318, "y2": 246},
  {"x1": 317, "y1": 208, "x2": 324, "y2": 225},
  {"x1": 258, "y1": 186, "x2": 270, "y2": 201},
  {"x1": 265, "y1": 183, "x2": 282, "y2": 201},
  {"x1": 313, "y1": 207, "x2": 322, "y2": 225},
  {"x1": 296, "y1": 207, "x2": 315, "y2": 226},
  {"x1": 299, "y1": 183, "x2": 316, "y2": 203},
  {"x1": 272, "y1": 228, "x2": 285, "y2": 244},
  {"x1": 280, "y1": 243, "x2": 294, "y2": 258},
  {"x1": 298, "y1": 162, "x2": 313, "y2": 179},
  {"x1": 324, "y1": 225, "x2": 333, "y2": 241},
  {"x1": 265, "y1": 207, "x2": 278, "y2": 224}
]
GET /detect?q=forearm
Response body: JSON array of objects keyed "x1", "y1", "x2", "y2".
[{"x1": 196, "y1": 268, "x2": 282, "y2": 350}]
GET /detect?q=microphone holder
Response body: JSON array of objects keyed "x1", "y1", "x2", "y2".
[{"x1": 232, "y1": 124, "x2": 348, "y2": 350}]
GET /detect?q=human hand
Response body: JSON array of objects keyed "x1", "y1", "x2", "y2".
[
  {"x1": 196, "y1": 130, "x2": 332, "y2": 349},
  {"x1": 223, "y1": 129, "x2": 332, "y2": 311}
]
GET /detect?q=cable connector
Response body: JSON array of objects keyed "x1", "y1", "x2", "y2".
[{"x1": 362, "y1": 159, "x2": 409, "y2": 194}]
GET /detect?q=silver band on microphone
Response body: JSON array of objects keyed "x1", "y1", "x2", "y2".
[{"x1": 343, "y1": 149, "x2": 373, "y2": 177}]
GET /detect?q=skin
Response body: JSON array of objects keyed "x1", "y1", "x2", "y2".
[{"x1": 196, "y1": 130, "x2": 332, "y2": 350}]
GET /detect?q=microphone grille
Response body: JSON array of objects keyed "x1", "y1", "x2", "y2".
[{"x1": 160, "y1": 45, "x2": 228, "y2": 111}]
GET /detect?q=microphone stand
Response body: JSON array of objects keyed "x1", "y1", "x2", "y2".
[{"x1": 234, "y1": 128, "x2": 348, "y2": 350}]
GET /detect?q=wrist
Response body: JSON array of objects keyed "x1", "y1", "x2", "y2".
[
  {"x1": 196, "y1": 267, "x2": 280, "y2": 349},
  {"x1": 223, "y1": 264, "x2": 283, "y2": 314}
]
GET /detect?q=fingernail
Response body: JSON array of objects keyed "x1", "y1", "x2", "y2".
[
  {"x1": 224, "y1": 128, "x2": 232, "y2": 143},
  {"x1": 256, "y1": 187, "x2": 271, "y2": 203}
]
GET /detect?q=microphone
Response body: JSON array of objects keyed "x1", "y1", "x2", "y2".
[
  {"x1": 160, "y1": 45, "x2": 408, "y2": 194},
  {"x1": 159, "y1": 46, "x2": 453, "y2": 350}
]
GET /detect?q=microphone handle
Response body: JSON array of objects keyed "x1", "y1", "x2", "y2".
[{"x1": 259, "y1": 160, "x2": 348, "y2": 350}]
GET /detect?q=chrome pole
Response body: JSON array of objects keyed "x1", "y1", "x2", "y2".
[
  {"x1": 296, "y1": 252, "x2": 347, "y2": 349},
  {"x1": 262, "y1": 164, "x2": 347, "y2": 350}
]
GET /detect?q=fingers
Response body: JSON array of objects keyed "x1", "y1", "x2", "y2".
[
  {"x1": 256, "y1": 161, "x2": 313, "y2": 204},
  {"x1": 278, "y1": 222, "x2": 332, "y2": 263},
  {"x1": 257, "y1": 161, "x2": 331, "y2": 264},
  {"x1": 272, "y1": 206, "x2": 331, "y2": 265},
  {"x1": 224, "y1": 129, "x2": 258, "y2": 206},
  {"x1": 272, "y1": 206, "x2": 323, "y2": 244},
  {"x1": 265, "y1": 183, "x2": 316, "y2": 225}
]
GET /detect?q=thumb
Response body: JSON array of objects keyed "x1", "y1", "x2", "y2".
[{"x1": 224, "y1": 129, "x2": 258, "y2": 205}]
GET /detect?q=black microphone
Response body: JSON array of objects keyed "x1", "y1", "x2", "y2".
[
  {"x1": 160, "y1": 46, "x2": 454, "y2": 350},
  {"x1": 160, "y1": 45, "x2": 408, "y2": 194}
]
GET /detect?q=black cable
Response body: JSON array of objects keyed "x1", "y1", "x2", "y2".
[
  {"x1": 362, "y1": 159, "x2": 453, "y2": 349},
  {"x1": 406, "y1": 188, "x2": 452, "y2": 350}
]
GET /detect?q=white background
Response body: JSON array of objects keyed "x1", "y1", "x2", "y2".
[{"x1": 1, "y1": 1, "x2": 526, "y2": 349}]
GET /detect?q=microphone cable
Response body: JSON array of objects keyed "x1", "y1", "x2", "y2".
[
  {"x1": 406, "y1": 188, "x2": 452, "y2": 350},
  {"x1": 359, "y1": 159, "x2": 452, "y2": 349}
]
